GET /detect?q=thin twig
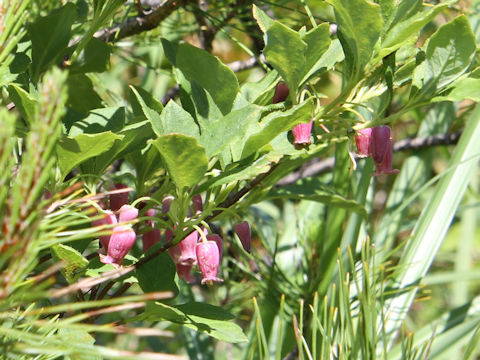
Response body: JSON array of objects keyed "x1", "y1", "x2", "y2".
[{"x1": 95, "y1": 0, "x2": 186, "y2": 42}]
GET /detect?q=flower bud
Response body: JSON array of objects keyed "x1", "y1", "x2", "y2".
[
  {"x1": 92, "y1": 210, "x2": 117, "y2": 250},
  {"x1": 292, "y1": 120, "x2": 313, "y2": 146},
  {"x1": 371, "y1": 126, "x2": 399, "y2": 176},
  {"x1": 162, "y1": 195, "x2": 174, "y2": 213},
  {"x1": 118, "y1": 204, "x2": 139, "y2": 222},
  {"x1": 176, "y1": 263, "x2": 195, "y2": 283},
  {"x1": 109, "y1": 183, "x2": 129, "y2": 211},
  {"x1": 142, "y1": 209, "x2": 161, "y2": 252},
  {"x1": 233, "y1": 221, "x2": 251, "y2": 253},
  {"x1": 191, "y1": 194, "x2": 203, "y2": 214},
  {"x1": 168, "y1": 230, "x2": 198, "y2": 265},
  {"x1": 196, "y1": 241, "x2": 223, "y2": 285},
  {"x1": 354, "y1": 127, "x2": 372, "y2": 158},
  {"x1": 101, "y1": 225, "x2": 136, "y2": 265},
  {"x1": 273, "y1": 81, "x2": 290, "y2": 103}
]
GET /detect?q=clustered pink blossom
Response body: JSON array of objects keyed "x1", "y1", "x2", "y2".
[
  {"x1": 94, "y1": 190, "x2": 139, "y2": 265},
  {"x1": 354, "y1": 125, "x2": 399, "y2": 176},
  {"x1": 92, "y1": 188, "x2": 252, "y2": 286}
]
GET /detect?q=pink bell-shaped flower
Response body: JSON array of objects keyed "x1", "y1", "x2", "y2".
[
  {"x1": 371, "y1": 126, "x2": 400, "y2": 176},
  {"x1": 292, "y1": 120, "x2": 313, "y2": 146},
  {"x1": 142, "y1": 229, "x2": 161, "y2": 252},
  {"x1": 109, "y1": 183, "x2": 129, "y2": 211},
  {"x1": 196, "y1": 241, "x2": 223, "y2": 285},
  {"x1": 168, "y1": 230, "x2": 198, "y2": 265},
  {"x1": 142, "y1": 209, "x2": 161, "y2": 252},
  {"x1": 273, "y1": 81, "x2": 290, "y2": 103},
  {"x1": 92, "y1": 210, "x2": 117, "y2": 250},
  {"x1": 207, "y1": 234, "x2": 223, "y2": 261},
  {"x1": 176, "y1": 263, "x2": 195, "y2": 283},
  {"x1": 233, "y1": 221, "x2": 251, "y2": 253},
  {"x1": 101, "y1": 225, "x2": 136, "y2": 265},
  {"x1": 354, "y1": 127, "x2": 372, "y2": 158},
  {"x1": 118, "y1": 204, "x2": 139, "y2": 222}
]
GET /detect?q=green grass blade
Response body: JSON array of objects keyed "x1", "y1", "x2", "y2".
[{"x1": 379, "y1": 105, "x2": 480, "y2": 349}]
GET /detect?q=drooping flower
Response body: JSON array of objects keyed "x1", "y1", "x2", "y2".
[
  {"x1": 118, "y1": 204, "x2": 139, "y2": 222},
  {"x1": 142, "y1": 229, "x2": 161, "y2": 252},
  {"x1": 92, "y1": 210, "x2": 117, "y2": 250},
  {"x1": 292, "y1": 120, "x2": 313, "y2": 146},
  {"x1": 196, "y1": 241, "x2": 223, "y2": 285},
  {"x1": 162, "y1": 195, "x2": 174, "y2": 213},
  {"x1": 207, "y1": 234, "x2": 223, "y2": 261},
  {"x1": 371, "y1": 126, "x2": 399, "y2": 176},
  {"x1": 273, "y1": 81, "x2": 290, "y2": 103},
  {"x1": 101, "y1": 225, "x2": 136, "y2": 265},
  {"x1": 354, "y1": 127, "x2": 373, "y2": 158},
  {"x1": 191, "y1": 194, "x2": 203, "y2": 214},
  {"x1": 109, "y1": 183, "x2": 129, "y2": 211},
  {"x1": 176, "y1": 263, "x2": 195, "y2": 283},
  {"x1": 233, "y1": 221, "x2": 251, "y2": 253},
  {"x1": 168, "y1": 230, "x2": 198, "y2": 265},
  {"x1": 142, "y1": 208, "x2": 161, "y2": 252}
]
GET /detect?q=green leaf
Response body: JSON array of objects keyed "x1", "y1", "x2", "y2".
[
  {"x1": 196, "y1": 156, "x2": 272, "y2": 193},
  {"x1": 241, "y1": 99, "x2": 313, "y2": 159},
  {"x1": 301, "y1": 39, "x2": 345, "y2": 83},
  {"x1": 379, "y1": 1, "x2": 455, "y2": 59},
  {"x1": 56, "y1": 131, "x2": 122, "y2": 180},
  {"x1": 240, "y1": 70, "x2": 279, "y2": 105},
  {"x1": 68, "y1": 107, "x2": 125, "y2": 136},
  {"x1": 129, "y1": 85, "x2": 164, "y2": 118},
  {"x1": 85, "y1": 120, "x2": 154, "y2": 175},
  {"x1": 199, "y1": 104, "x2": 262, "y2": 159},
  {"x1": 267, "y1": 177, "x2": 366, "y2": 217},
  {"x1": 301, "y1": 23, "x2": 331, "y2": 84},
  {"x1": 379, "y1": 104, "x2": 480, "y2": 349},
  {"x1": 29, "y1": 3, "x2": 77, "y2": 81},
  {"x1": 176, "y1": 42, "x2": 239, "y2": 114},
  {"x1": 51, "y1": 244, "x2": 89, "y2": 283},
  {"x1": 433, "y1": 77, "x2": 480, "y2": 102},
  {"x1": 9, "y1": 52, "x2": 31, "y2": 74},
  {"x1": 139, "y1": 301, "x2": 247, "y2": 343},
  {"x1": 151, "y1": 134, "x2": 208, "y2": 190},
  {"x1": 66, "y1": 74, "x2": 103, "y2": 114},
  {"x1": 327, "y1": 0, "x2": 382, "y2": 77},
  {"x1": 126, "y1": 145, "x2": 163, "y2": 192},
  {"x1": 413, "y1": 15, "x2": 477, "y2": 93},
  {"x1": 7, "y1": 84, "x2": 37, "y2": 126},
  {"x1": 59, "y1": 328, "x2": 100, "y2": 360},
  {"x1": 135, "y1": 251, "x2": 178, "y2": 296},
  {"x1": 252, "y1": 4, "x2": 274, "y2": 32},
  {"x1": 0, "y1": 65, "x2": 16, "y2": 88},
  {"x1": 70, "y1": 38, "x2": 112, "y2": 73},
  {"x1": 264, "y1": 22, "x2": 306, "y2": 101},
  {"x1": 153, "y1": 99, "x2": 200, "y2": 138}
]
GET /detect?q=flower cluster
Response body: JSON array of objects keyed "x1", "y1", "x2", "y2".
[
  {"x1": 354, "y1": 125, "x2": 399, "y2": 176},
  {"x1": 92, "y1": 188, "x2": 252, "y2": 286}
]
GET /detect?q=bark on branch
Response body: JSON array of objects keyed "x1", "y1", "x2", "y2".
[{"x1": 95, "y1": 0, "x2": 185, "y2": 42}]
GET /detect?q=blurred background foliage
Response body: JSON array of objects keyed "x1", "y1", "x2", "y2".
[{"x1": 1, "y1": 0, "x2": 480, "y2": 359}]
